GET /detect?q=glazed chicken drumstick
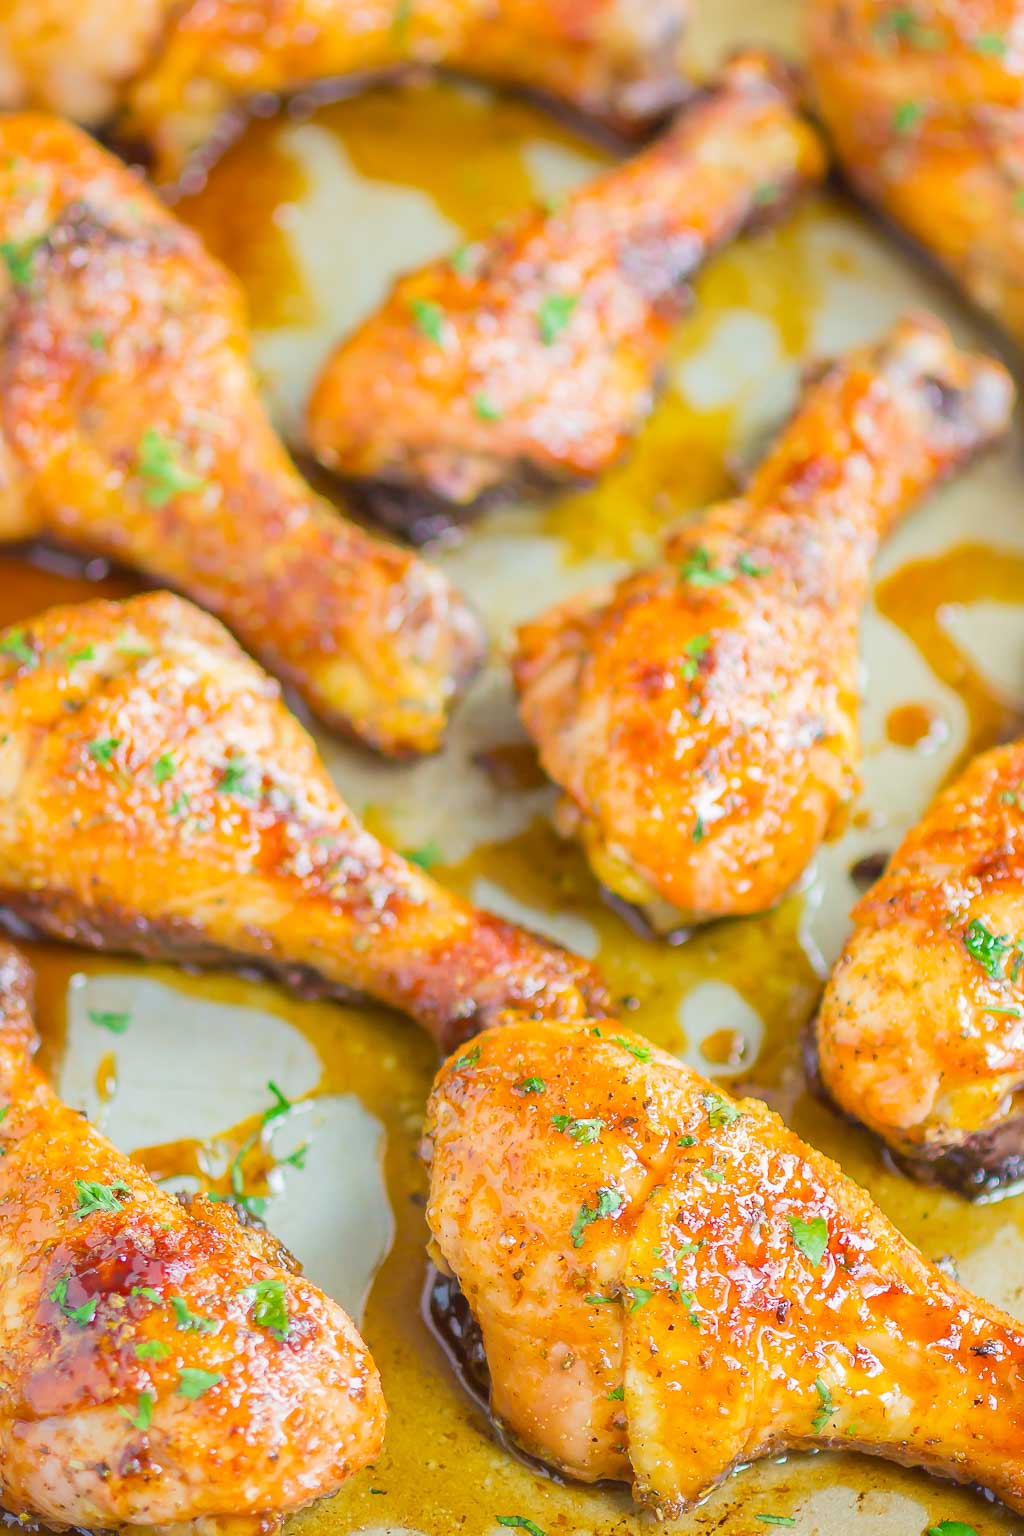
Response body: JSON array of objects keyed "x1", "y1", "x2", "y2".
[
  {"x1": 513, "y1": 316, "x2": 1013, "y2": 934},
  {"x1": 0, "y1": 112, "x2": 483, "y2": 758},
  {"x1": 0, "y1": 942, "x2": 384, "y2": 1530},
  {"x1": 0, "y1": 590, "x2": 606, "y2": 1050},
  {"x1": 815, "y1": 737, "x2": 1024, "y2": 1195},
  {"x1": 0, "y1": 0, "x2": 690, "y2": 184},
  {"x1": 808, "y1": 0, "x2": 1024, "y2": 347},
  {"x1": 306, "y1": 53, "x2": 825, "y2": 538},
  {"x1": 426, "y1": 1018, "x2": 1024, "y2": 1515}
]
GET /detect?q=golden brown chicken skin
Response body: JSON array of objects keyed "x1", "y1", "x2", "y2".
[
  {"x1": 512, "y1": 316, "x2": 1013, "y2": 935},
  {"x1": 808, "y1": 0, "x2": 1024, "y2": 345},
  {"x1": 0, "y1": 942, "x2": 384, "y2": 1530},
  {"x1": 426, "y1": 1017, "x2": 1024, "y2": 1515},
  {"x1": 0, "y1": 591, "x2": 606, "y2": 1051},
  {"x1": 0, "y1": 0, "x2": 689, "y2": 182},
  {"x1": 815, "y1": 738, "x2": 1024, "y2": 1195},
  {"x1": 306, "y1": 54, "x2": 826, "y2": 538},
  {"x1": 0, "y1": 112, "x2": 483, "y2": 758}
]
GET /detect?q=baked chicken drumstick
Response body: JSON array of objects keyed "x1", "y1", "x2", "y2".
[
  {"x1": 815, "y1": 737, "x2": 1024, "y2": 1195},
  {"x1": 306, "y1": 53, "x2": 826, "y2": 537},
  {"x1": 808, "y1": 0, "x2": 1024, "y2": 346},
  {"x1": 0, "y1": 0, "x2": 690, "y2": 183},
  {"x1": 426, "y1": 1017, "x2": 1024, "y2": 1515},
  {"x1": 0, "y1": 112, "x2": 483, "y2": 758},
  {"x1": 0, "y1": 942, "x2": 384, "y2": 1530},
  {"x1": 513, "y1": 316, "x2": 1013, "y2": 934},
  {"x1": 0, "y1": 590, "x2": 606, "y2": 1050}
]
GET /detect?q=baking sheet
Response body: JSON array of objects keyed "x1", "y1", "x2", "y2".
[{"x1": 11, "y1": 0, "x2": 1024, "y2": 1532}]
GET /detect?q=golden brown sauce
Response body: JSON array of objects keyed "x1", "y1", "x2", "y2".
[
  {"x1": 0, "y1": 548, "x2": 138, "y2": 632},
  {"x1": 876, "y1": 541, "x2": 1024, "y2": 771},
  {"x1": 885, "y1": 699, "x2": 949, "y2": 751}
]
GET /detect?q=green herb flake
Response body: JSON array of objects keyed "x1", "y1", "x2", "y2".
[
  {"x1": 135, "y1": 1339, "x2": 170, "y2": 1360},
  {"x1": 73, "y1": 1179, "x2": 131, "y2": 1219},
  {"x1": 892, "y1": 100, "x2": 924, "y2": 134},
  {"x1": 606, "y1": 1384, "x2": 624, "y2": 1400},
  {"x1": 391, "y1": 0, "x2": 413, "y2": 41},
  {"x1": 0, "y1": 628, "x2": 36, "y2": 668},
  {"x1": 963, "y1": 917, "x2": 1022, "y2": 980},
  {"x1": 452, "y1": 1045, "x2": 481, "y2": 1072},
  {"x1": 177, "y1": 1367, "x2": 221, "y2": 1399},
  {"x1": 811, "y1": 1376, "x2": 834, "y2": 1434},
  {"x1": 65, "y1": 642, "x2": 95, "y2": 667},
  {"x1": 737, "y1": 552, "x2": 771, "y2": 577},
  {"x1": 131, "y1": 1285, "x2": 163, "y2": 1305},
  {"x1": 497, "y1": 1519, "x2": 546, "y2": 1536},
  {"x1": 677, "y1": 1134, "x2": 696, "y2": 1147},
  {"x1": 927, "y1": 1524, "x2": 978, "y2": 1536},
  {"x1": 404, "y1": 840, "x2": 442, "y2": 870},
  {"x1": 692, "y1": 814, "x2": 705, "y2": 844},
  {"x1": 409, "y1": 297, "x2": 447, "y2": 346},
  {"x1": 50, "y1": 1274, "x2": 98, "y2": 1327},
  {"x1": 0, "y1": 236, "x2": 43, "y2": 288},
  {"x1": 87, "y1": 329, "x2": 107, "y2": 352},
  {"x1": 570, "y1": 1187, "x2": 624, "y2": 1249},
  {"x1": 585, "y1": 1293, "x2": 619, "y2": 1305},
  {"x1": 680, "y1": 546, "x2": 734, "y2": 587},
  {"x1": 788, "y1": 1214, "x2": 829, "y2": 1267},
  {"x1": 152, "y1": 753, "x2": 176, "y2": 785},
  {"x1": 216, "y1": 754, "x2": 256, "y2": 797},
  {"x1": 755, "y1": 1518, "x2": 796, "y2": 1528},
  {"x1": 703, "y1": 1167, "x2": 725, "y2": 1184},
  {"x1": 137, "y1": 428, "x2": 206, "y2": 507},
  {"x1": 974, "y1": 32, "x2": 1007, "y2": 54},
  {"x1": 86, "y1": 736, "x2": 120, "y2": 767},
  {"x1": 702, "y1": 1091, "x2": 741, "y2": 1129},
  {"x1": 537, "y1": 293, "x2": 578, "y2": 346},
  {"x1": 612, "y1": 1035, "x2": 651, "y2": 1063},
  {"x1": 170, "y1": 1295, "x2": 218, "y2": 1334},
  {"x1": 551, "y1": 1113, "x2": 604, "y2": 1144},
  {"x1": 624, "y1": 1285, "x2": 652, "y2": 1313},
  {"x1": 119, "y1": 1391, "x2": 154, "y2": 1430},
  {"x1": 680, "y1": 633, "x2": 713, "y2": 683},
  {"x1": 473, "y1": 392, "x2": 503, "y2": 422},
  {"x1": 87, "y1": 1008, "x2": 131, "y2": 1034},
  {"x1": 239, "y1": 1277, "x2": 290, "y2": 1341},
  {"x1": 449, "y1": 242, "x2": 477, "y2": 276},
  {"x1": 515, "y1": 1077, "x2": 545, "y2": 1095}
]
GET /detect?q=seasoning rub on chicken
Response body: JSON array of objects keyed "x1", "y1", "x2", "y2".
[
  {"x1": 815, "y1": 736, "x2": 1024, "y2": 1195},
  {"x1": 0, "y1": 591, "x2": 607, "y2": 1050},
  {"x1": 0, "y1": 0, "x2": 691, "y2": 183},
  {"x1": 808, "y1": 0, "x2": 1024, "y2": 347},
  {"x1": 0, "y1": 942, "x2": 384, "y2": 1530},
  {"x1": 512, "y1": 316, "x2": 1013, "y2": 935},
  {"x1": 0, "y1": 112, "x2": 484, "y2": 758},
  {"x1": 425, "y1": 1018, "x2": 1024, "y2": 1516},
  {"x1": 306, "y1": 53, "x2": 825, "y2": 539}
]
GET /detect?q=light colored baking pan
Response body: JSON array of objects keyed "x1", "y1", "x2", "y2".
[{"x1": 8, "y1": 1, "x2": 1024, "y2": 1532}]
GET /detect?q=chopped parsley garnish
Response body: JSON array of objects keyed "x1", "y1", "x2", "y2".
[
  {"x1": 169, "y1": 791, "x2": 191, "y2": 819},
  {"x1": 0, "y1": 236, "x2": 43, "y2": 288},
  {"x1": 515, "y1": 1077, "x2": 545, "y2": 1094},
  {"x1": 120, "y1": 1391, "x2": 154, "y2": 1430},
  {"x1": 738, "y1": 552, "x2": 771, "y2": 576},
  {"x1": 537, "y1": 292, "x2": 578, "y2": 346},
  {"x1": 702, "y1": 1091, "x2": 740, "y2": 1129},
  {"x1": 131, "y1": 1285, "x2": 163, "y2": 1305},
  {"x1": 177, "y1": 1367, "x2": 221, "y2": 1399},
  {"x1": 623, "y1": 1285, "x2": 652, "y2": 1312},
  {"x1": 606, "y1": 1384, "x2": 624, "y2": 1400},
  {"x1": 87, "y1": 329, "x2": 107, "y2": 352},
  {"x1": 873, "y1": 9, "x2": 942, "y2": 47},
  {"x1": 137, "y1": 428, "x2": 206, "y2": 507},
  {"x1": 452, "y1": 1046, "x2": 481, "y2": 1072},
  {"x1": 73, "y1": 1179, "x2": 130, "y2": 1219},
  {"x1": 238, "y1": 1277, "x2": 290, "y2": 1341},
  {"x1": 410, "y1": 298, "x2": 446, "y2": 345},
  {"x1": 551, "y1": 1113, "x2": 604, "y2": 1144},
  {"x1": 680, "y1": 547, "x2": 734, "y2": 586},
  {"x1": 473, "y1": 392, "x2": 503, "y2": 422},
  {"x1": 391, "y1": 0, "x2": 413, "y2": 42},
  {"x1": 152, "y1": 753, "x2": 176, "y2": 785},
  {"x1": 974, "y1": 32, "x2": 1007, "y2": 55},
  {"x1": 612, "y1": 1035, "x2": 651, "y2": 1062},
  {"x1": 811, "y1": 1376, "x2": 834, "y2": 1433},
  {"x1": 963, "y1": 918, "x2": 1024, "y2": 981},
  {"x1": 87, "y1": 1008, "x2": 131, "y2": 1034},
  {"x1": 585, "y1": 1293, "x2": 619, "y2": 1305},
  {"x1": 892, "y1": 100, "x2": 924, "y2": 134},
  {"x1": 135, "y1": 1339, "x2": 170, "y2": 1360},
  {"x1": 216, "y1": 754, "x2": 257, "y2": 797},
  {"x1": 64, "y1": 642, "x2": 94, "y2": 667},
  {"x1": 404, "y1": 841, "x2": 442, "y2": 870},
  {"x1": 692, "y1": 815, "x2": 705, "y2": 843},
  {"x1": 0, "y1": 628, "x2": 36, "y2": 667},
  {"x1": 788, "y1": 1214, "x2": 829, "y2": 1267},
  {"x1": 677, "y1": 1134, "x2": 696, "y2": 1147},
  {"x1": 50, "y1": 1274, "x2": 98, "y2": 1327},
  {"x1": 570, "y1": 1187, "x2": 623, "y2": 1248},
  {"x1": 703, "y1": 1167, "x2": 725, "y2": 1184},
  {"x1": 680, "y1": 634, "x2": 712, "y2": 682},
  {"x1": 86, "y1": 736, "x2": 120, "y2": 766},
  {"x1": 927, "y1": 1524, "x2": 978, "y2": 1536},
  {"x1": 755, "y1": 1519, "x2": 796, "y2": 1528},
  {"x1": 171, "y1": 1295, "x2": 218, "y2": 1334},
  {"x1": 449, "y1": 242, "x2": 478, "y2": 276},
  {"x1": 224, "y1": 1082, "x2": 306, "y2": 1219},
  {"x1": 497, "y1": 1519, "x2": 546, "y2": 1536}
]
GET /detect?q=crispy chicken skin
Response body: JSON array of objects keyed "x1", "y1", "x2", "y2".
[
  {"x1": 0, "y1": 0, "x2": 689, "y2": 181},
  {"x1": 425, "y1": 1018, "x2": 1024, "y2": 1515},
  {"x1": 808, "y1": 0, "x2": 1024, "y2": 344},
  {"x1": 0, "y1": 113, "x2": 484, "y2": 758},
  {"x1": 815, "y1": 738, "x2": 1024, "y2": 1195},
  {"x1": 0, "y1": 591, "x2": 607, "y2": 1051},
  {"x1": 0, "y1": 942, "x2": 384, "y2": 1530},
  {"x1": 513, "y1": 317, "x2": 1013, "y2": 934},
  {"x1": 306, "y1": 54, "x2": 826, "y2": 537}
]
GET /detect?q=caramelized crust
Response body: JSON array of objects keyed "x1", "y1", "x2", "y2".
[
  {"x1": 0, "y1": 0, "x2": 689, "y2": 180},
  {"x1": 512, "y1": 316, "x2": 1013, "y2": 932},
  {"x1": 815, "y1": 738, "x2": 1024, "y2": 1193},
  {"x1": 425, "y1": 1018, "x2": 1024, "y2": 1515},
  {"x1": 306, "y1": 54, "x2": 826, "y2": 534},
  {"x1": 0, "y1": 591, "x2": 607, "y2": 1050},
  {"x1": 0, "y1": 944, "x2": 384, "y2": 1529},
  {"x1": 0, "y1": 113, "x2": 484, "y2": 758},
  {"x1": 808, "y1": 0, "x2": 1024, "y2": 344}
]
